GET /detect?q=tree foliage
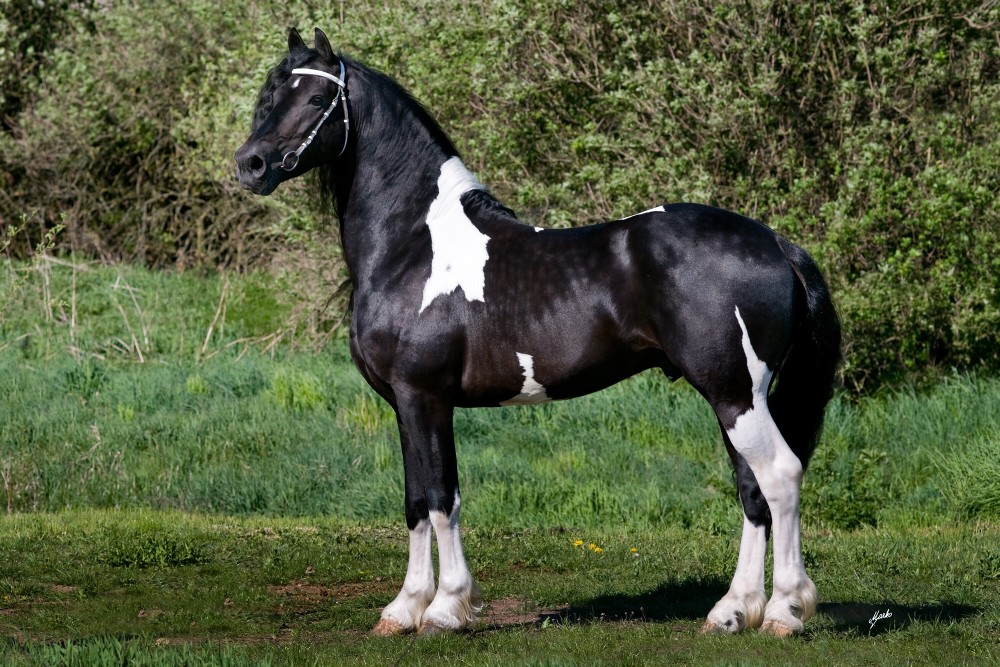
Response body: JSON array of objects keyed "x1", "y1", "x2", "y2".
[{"x1": 1, "y1": 0, "x2": 997, "y2": 391}]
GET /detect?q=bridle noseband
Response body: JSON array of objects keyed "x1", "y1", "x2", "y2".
[{"x1": 278, "y1": 59, "x2": 350, "y2": 171}]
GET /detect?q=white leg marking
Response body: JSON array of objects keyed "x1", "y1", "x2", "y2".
[
  {"x1": 704, "y1": 515, "x2": 768, "y2": 633},
  {"x1": 500, "y1": 352, "x2": 552, "y2": 406},
  {"x1": 420, "y1": 495, "x2": 482, "y2": 633},
  {"x1": 419, "y1": 157, "x2": 490, "y2": 313},
  {"x1": 378, "y1": 519, "x2": 435, "y2": 632},
  {"x1": 620, "y1": 205, "x2": 666, "y2": 220},
  {"x1": 725, "y1": 306, "x2": 816, "y2": 635}
]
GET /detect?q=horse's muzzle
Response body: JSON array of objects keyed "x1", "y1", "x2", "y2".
[{"x1": 234, "y1": 143, "x2": 276, "y2": 195}]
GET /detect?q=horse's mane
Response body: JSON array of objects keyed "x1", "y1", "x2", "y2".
[
  {"x1": 315, "y1": 55, "x2": 462, "y2": 214},
  {"x1": 252, "y1": 49, "x2": 515, "y2": 220}
]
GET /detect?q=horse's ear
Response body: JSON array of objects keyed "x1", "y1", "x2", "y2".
[
  {"x1": 314, "y1": 28, "x2": 335, "y2": 64},
  {"x1": 288, "y1": 27, "x2": 306, "y2": 53}
]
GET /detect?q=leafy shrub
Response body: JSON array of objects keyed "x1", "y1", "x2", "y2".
[
  {"x1": 0, "y1": 2, "x2": 291, "y2": 269},
  {"x1": 0, "y1": 0, "x2": 95, "y2": 133},
  {"x1": 382, "y1": 0, "x2": 1000, "y2": 391}
]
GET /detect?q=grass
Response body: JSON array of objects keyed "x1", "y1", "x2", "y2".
[
  {"x1": 2, "y1": 260, "x2": 1000, "y2": 664},
  {"x1": 0, "y1": 511, "x2": 997, "y2": 665},
  {"x1": 5, "y1": 333, "x2": 1000, "y2": 530}
]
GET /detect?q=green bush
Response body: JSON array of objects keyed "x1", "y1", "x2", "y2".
[
  {"x1": 2, "y1": 0, "x2": 998, "y2": 392},
  {"x1": 0, "y1": 2, "x2": 328, "y2": 271},
  {"x1": 0, "y1": 0, "x2": 95, "y2": 133}
]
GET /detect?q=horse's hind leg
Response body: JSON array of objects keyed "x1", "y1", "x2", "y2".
[
  {"x1": 705, "y1": 310, "x2": 817, "y2": 636},
  {"x1": 702, "y1": 434, "x2": 769, "y2": 633},
  {"x1": 723, "y1": 407, "x2": 816, "y2": 636}
]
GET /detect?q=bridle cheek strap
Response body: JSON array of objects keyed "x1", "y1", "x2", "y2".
[{"x1": 279, "y1": 60, "x2": 350, "y2": 171}]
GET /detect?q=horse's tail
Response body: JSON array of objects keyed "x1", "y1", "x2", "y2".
[{"x1": 769, "y1": 236, "x2": 842, "y2": 469}]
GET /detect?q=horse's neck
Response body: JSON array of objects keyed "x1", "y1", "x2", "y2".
[
  {"x1": 338, "y1": 72, "x2": 488, "y2": 290},
  {"x1": 334, "y1": 74, "x2": 515, "y2": 294},
  {"x1": 336, "y1": 136, "x2": 451, "y2": 291}
]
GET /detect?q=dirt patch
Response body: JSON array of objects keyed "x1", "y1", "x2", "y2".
[
  {"x1": 50, "y1": 584, "x2": 78, "y2": 594},
  {"x1": 481, "y1": 596, "x2": 569, "y2": 628},
  {"x1": 264, "y1": 585, "x2": 568, "y2": 630},
  {"x1": 267, "y1": 580, "x2": 392, "y2": 601}
]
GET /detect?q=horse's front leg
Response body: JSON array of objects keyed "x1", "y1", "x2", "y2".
[{"x1": 372, "y1": 387, "x2": 481, "y2": 636}]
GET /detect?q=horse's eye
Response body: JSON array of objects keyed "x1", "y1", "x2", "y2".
[{"x1": 309, "y1": 95, "x2": 326, "y2": 107}]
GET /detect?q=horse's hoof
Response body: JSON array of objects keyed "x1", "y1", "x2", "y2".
[
  {"x1": 760, "y1": 619, "x2": 800, "y2": 637},
  {"x1": 372, "y1": 618, "x2": 410, "y2": 636},
  {"x1": 417, "y1": 619, "x2": 452, "y2": 635},
  {"x1": 700, "y1": 618, "x2": 741, "y2": 635},
  {"x1": 700, "y1": 620, "x2": 724, "y2": 634}
]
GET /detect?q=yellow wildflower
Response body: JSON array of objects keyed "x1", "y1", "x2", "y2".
[
  {"x1": 573, "y1": 539, "x2": 584, "y2": 547},
  {"x1": 594, "y1": 547, "x2": 604, "y2": 554}
]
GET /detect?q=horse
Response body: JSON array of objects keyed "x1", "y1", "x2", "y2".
[{"x1": 235, "y1": 27, "x2": 841, "y2": 637}]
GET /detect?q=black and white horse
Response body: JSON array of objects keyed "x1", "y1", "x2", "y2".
[{"x1": 235, "y1": 28, "x2": 840, "y2": 637}]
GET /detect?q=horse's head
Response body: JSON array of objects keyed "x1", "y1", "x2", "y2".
[{"x1": 235, "y1": 27, "x2": 349, "y2": 195}]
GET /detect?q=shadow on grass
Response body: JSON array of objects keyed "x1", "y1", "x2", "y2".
[
  {"x1": 476, "y1": 577, "x2": 729, "y2": 633},
  {"x1": 477, "y1": 580, "x2": 983, "y2": 638},
  {"x1": 816, "y1": 601, "x2": 981, "y2": 636},
  {"x1": 562, "y1": 578, "x2": 729, "y2": 624}
]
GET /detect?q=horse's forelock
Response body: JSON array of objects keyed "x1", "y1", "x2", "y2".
[{"x1": 251, "y1": 48, "x2": 322, "y2": 129}]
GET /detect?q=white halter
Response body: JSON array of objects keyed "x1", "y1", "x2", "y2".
[{"x1": 279, "y1": 59, "x2": 349, "y2": 170}]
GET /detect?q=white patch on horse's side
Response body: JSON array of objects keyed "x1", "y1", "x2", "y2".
[
  {"x1": 621, "y1": 205, "x2": 666, "y2": 220},
  {"x1": 420, "y1": 495, "x2": 482, "y2": 631},
  {"x1": 379, "y1": 519, "x2": 436, "y2": 630},
  {"x1": 726, "y1": 305, "x2": 815, "y2": 633},
  {"x1": 419, "y1": 157, "x2": 490, "y2": 313},
  {"x1": 534, "y1": 226, "x2": 544, "y2": 232},
  {"x1": 500, "y1": 352, "x2": 551, "y2": 406},
  {"x1": 292, "y1": 77, "x2": 302, "y2": 88}
]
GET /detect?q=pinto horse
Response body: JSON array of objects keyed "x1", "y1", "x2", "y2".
[{"x1": 235, "y1": 28, "x2": 841, "y2": 637}]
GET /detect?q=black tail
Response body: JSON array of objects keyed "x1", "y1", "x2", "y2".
[{"x1": 770, "y1": 236, "x2": 842, "y2": 469}]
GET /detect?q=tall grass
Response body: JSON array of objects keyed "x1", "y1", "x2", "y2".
[{"x1": 2, "y1": 261, "x2": 998, "y2": 530}]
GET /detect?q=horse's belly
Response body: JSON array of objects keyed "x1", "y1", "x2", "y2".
[{"x1": 459, "y1": 341, "x2": 668, "y2": 408}]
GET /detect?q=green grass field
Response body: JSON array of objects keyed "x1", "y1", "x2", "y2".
[
  {"x1": 0, "y1": 511, "x2": 997, "y2": 666},
  {"x1": 2, "y1": 261, "x2": 999, "y2": 665}
]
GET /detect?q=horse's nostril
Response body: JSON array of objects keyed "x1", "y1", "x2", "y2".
[{"x1": 248, "y1": 155, "x2": 265, "y2": 173}]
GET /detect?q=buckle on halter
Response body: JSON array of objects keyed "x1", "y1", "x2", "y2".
[{"x1": 280, "y1": 151, "x2": 300, "y2": 171}]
